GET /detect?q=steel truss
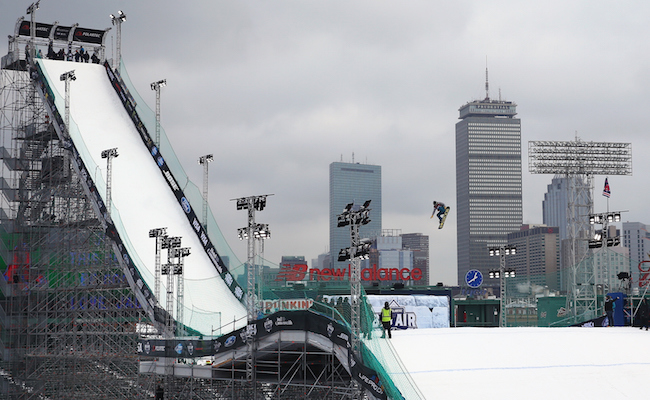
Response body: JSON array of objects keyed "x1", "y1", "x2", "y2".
[
  {"x1": 140, "y1": 329, "x2": 361, "y2": 400},
  {"x1": 1, "y1": 55, "x2": 152, "y2": 399}
]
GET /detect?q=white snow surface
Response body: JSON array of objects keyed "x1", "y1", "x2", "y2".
[
  {"x1": 37, "y1": 59, "x2": 246, "y2": 334},
  {"x1": 392, "y1": 326, "x2": 650, "y2": 399}
]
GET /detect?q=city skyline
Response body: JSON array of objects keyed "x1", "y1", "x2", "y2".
[{"x1": 2, "y1": 2, "x2": 649, "y2": 286}]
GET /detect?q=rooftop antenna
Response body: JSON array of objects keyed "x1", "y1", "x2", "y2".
[
  {"x1": 352, "y1": 152, "x2": 355, "y2": 163},
  {"x1": 499, "y1": 88, "x2": 502, "y2": 101},
  {"x1": 485, "y1": 57, "x2": 490, "y2": 101}
]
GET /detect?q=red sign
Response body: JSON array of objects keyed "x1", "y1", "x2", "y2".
[{"x1": 275, "y1": 264, "x2": 423, "y2": 282}]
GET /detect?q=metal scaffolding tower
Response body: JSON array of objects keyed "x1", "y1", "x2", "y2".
[
  {"x1": 529, "y1": 138, "x2": 632, "y2": 322},
  {"x1": 1, "y1": 53, "x2": 152, "y2": 398}
]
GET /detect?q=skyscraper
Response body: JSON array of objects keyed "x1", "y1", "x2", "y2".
[
  {"x1": 542, "y1": 175, "x2": 590, "y2": 274},
  {"x1": 329, "y1": 161, "x2": 382, "y2": 272},
  {"x1": 507, "y1": 225, "x2": 561, "y2": 292},
  {"x1": 455, "y1": 83, "x2": 522, "y2": 287},
  {"x1": 402, "y1": 233, "x2": 430, "y2": 286}
]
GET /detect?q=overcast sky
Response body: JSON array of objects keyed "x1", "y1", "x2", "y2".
[{"x1": 3, "y1": 1, "x2": 650, "y2": 286}]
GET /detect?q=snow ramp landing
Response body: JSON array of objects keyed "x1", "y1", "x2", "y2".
[{"x1": 33, "y1": 58, "x2": 247, "y2": 335}]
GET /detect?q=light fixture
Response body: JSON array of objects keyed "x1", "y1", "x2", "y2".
[
  {"x1": 26, "y1": 1, "x2": 40, "y2": 15},
  {"x1": 59, "y1": 70, "x2": 76, "y2": 81},
  {"x1": 237, "y1": 228, "x2": 248, "y2": 240},
  {"x1": 110, "y1": 10, "x2": 127, "y2": 23},
  {"x1": 149, "y1": 227, "x2": 167, "y2": 238},
  {"x1": 150, "y1": 79, "x2": 167, "y2": 91},
  {"x1": 198, "y1": 154, "x2": 213, "y2": 165},
  {"x1": 101, "y1": 147, "x2": 118, "y2": 159}
]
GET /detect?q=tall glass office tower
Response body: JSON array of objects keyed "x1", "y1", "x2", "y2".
[
  {"x1": 455, "y1": 96, "x2": 522, "y2": 287},
  {"x1": 329, "y1": 161, "x2": 382, "y2": 272}
]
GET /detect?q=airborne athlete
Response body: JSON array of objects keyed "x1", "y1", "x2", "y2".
[{"x1": 431, "y1": 201, "x2": 450, "y2": 229}]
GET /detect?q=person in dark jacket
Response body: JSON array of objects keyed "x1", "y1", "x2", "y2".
[
  {"x1": 155, "y1": 383, "x2": 164, "y2": 399},
  {"x1": 638, "y1": 298, "x2": 649, "y2": 330},
  {"x1": 605, "y1": 295, "x2": 618, "y2": 326}
]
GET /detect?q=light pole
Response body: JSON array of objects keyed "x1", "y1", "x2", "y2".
[
  {"x1": 337, "y1": 200, "x2": 372, "y2": 360},
  {"x1": 198, "y1": 154, "x2": 214, "y2": 231},
  {"x1": 149, "y1": 228, "x2": 168, "y2": 304},
  {"x1": 233, "y1": 194, "x2": 272, "y2": 389},
  {"x1": 150, "y1": 79, "x2": 166, "y2": 147},
  {"x1": 488, "y1": 245, "x2": 516, "y2": 327},
  {"x1": 109, "y1": 10, "x2": 126, "y2": 69},
  {"x1": 100, "y1": 148, "x2": 118, "y2": 219},
  {"x1": 26, "y1": 1, "x2": 41, "y2": 60},
  {"x1": 60, "y1": 70, "x2": 76, "y2": 134}
]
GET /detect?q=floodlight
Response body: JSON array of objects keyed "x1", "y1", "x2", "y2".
[
  {"x1": 254, "y1": 197, "x2": 267, "y2": 211},
  {"x1": 150, "y1": 79, "x2": 167, "y2": 91},
  {"x1": 588, "y1": 240, "x2": 603, "y2": 249},
  {"x1": 510, "y1": 247, "x2": 516, "y2": 255},
  {"x1": 101, "y1": 148, "x2": 119, "y2": 159},
  {"x1": 149, "y1": 227, "x2": 167, "y2": 238},
  {"x1": 237, "y1": 228, "x2": 248, "y2": 240},
  {"x1": 199, "y1": 154, "x2": 214, "y2": 165},
  {"x1": 26, "y1": 1, "x2": 40, "y2": 15},
  {"x1": 594, "y1": 232, "x2": 602, "y2": 241},
  {"x1": 614, "y1": 213, "x2": 621, "y2": 222},
  {"x1": 59, "y1": 70, "x2": 76, "y2": 81},
  {"x1": 235, "y1": 198, "x2": 247, "y2": 210},
  {"x1": 162, "y1": 236, "x2": 181, "y2": 249}
]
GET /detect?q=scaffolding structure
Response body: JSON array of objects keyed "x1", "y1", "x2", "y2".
[{"x1": 0, "y1": 44, "x2": 159, "y2": 398}]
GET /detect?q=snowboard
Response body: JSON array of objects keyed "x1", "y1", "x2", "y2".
[{"x1": 438, "y1": 206, "x2": 450, "y2": 229}]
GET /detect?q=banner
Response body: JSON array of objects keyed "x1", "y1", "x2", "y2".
[
  {"x1": 18, "y1": 21, "x2": 53, "y2": 38},
  {"x1": 72, "y1": 27, "x2": 106, "y2": 44}
]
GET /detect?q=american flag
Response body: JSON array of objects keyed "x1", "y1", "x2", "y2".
[{"x1": 603, "y1": 178, "x2": 611, "y2": 198}]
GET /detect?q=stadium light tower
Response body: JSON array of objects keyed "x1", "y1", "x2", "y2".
[
  {"x1": 109, "y1": 10, "x2": 126, "y2": 69},
  {"x1": 529, "y1": 137, "x2": 632, "y2": 323},
  {"x1": 149, "y1": 228, "x2": 168, "y2": 303},
  {"x1": 232, "y1": 193, "x2": 272, "y2": 386},
  {"x1": 101, "y1": 148, "x2": 119, "y2": 219},
  {"x1": 59, "y1": 70, "x2": 76, "y2": 134},
  {"x1": 150, "y1": 79, "x2": 166, "y2": 147},
  {"x1": 488, "y1": 245, "x2": 516, "y2": 327},
  {"x1": 337, "y1": 200, "x2": 372, "y2": 359},
  {"x1": 198, "y1": 154, "x2": 214, "y2": 231}
]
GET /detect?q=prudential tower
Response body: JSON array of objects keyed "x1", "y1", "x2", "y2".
[{"x1": 455, "y1": 72, "x2": 522, "y2": 288}]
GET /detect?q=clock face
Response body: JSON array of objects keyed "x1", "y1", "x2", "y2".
[{"x1": 465, "y1": 269, "x2": 483, "y2": 288}]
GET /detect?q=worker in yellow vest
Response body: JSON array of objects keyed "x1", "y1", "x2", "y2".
[{"x1": 380, "y1": 302, "x2": 393, "y2": 339}]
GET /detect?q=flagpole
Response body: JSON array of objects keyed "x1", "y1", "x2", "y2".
[{"x1": 606, "y1": 177, "x2": 609, "y2": 213}]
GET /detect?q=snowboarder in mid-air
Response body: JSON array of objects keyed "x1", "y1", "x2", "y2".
[{"x1": 432, "y1": 201, "x2": 450, "y2": 229}]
